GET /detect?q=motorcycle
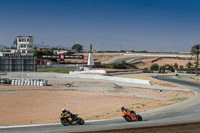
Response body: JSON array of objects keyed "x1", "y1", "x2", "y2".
[
  {"x1": 121, "y1": 108, "x2": 142, "y2": 122},
  {"x1": 60, "y1": 113, "x2": 85, "y2": 126}
]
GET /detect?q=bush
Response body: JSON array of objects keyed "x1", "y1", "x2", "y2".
[
  {"x1": 112, "y1": 61, "x2": 127, "y2": 69},
  {"x1": 150, "y1": 64, "x2": 159, "y2": 71},
  {"x1": 143, "y1": 67, "x2": 149, "y2": 71}
]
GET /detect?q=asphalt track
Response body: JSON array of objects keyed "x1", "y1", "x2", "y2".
[{"x1": 1, "y1": 75, "x2": 200, "y2": 133}]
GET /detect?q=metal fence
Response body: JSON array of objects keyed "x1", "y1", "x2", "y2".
[{"x1": 0, "y1": 56, "x2": 37, "y2": 72}]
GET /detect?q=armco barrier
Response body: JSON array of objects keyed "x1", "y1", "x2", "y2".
[
  {"x1": 7, "y1": 72, "x2": 150, "y2": 85},
  {"x1": 108, "y1": 71, "x2": 142, "y2": 76}
]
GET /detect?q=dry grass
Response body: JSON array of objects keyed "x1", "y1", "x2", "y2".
[{"x1": 0, "y1": 78, "x2": 194, "y2": 126}]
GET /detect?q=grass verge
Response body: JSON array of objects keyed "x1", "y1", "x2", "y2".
[
  {"x1": 168, "y1": 98, "x2": 188, "y2": 101},
  {"x1": 177, "y1": 76, "x2": 194, "y2": 79},
  {"x1": 37, "y1": 69, "x2": 70, "y2": 74}
]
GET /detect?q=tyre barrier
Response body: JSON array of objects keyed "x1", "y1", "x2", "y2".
[
  {"x1": 11, "y1": 79, "x2": 48, "y2": 86},
  {"x1": 0, "y1": 78, "x2": 11, "y2": 84}
]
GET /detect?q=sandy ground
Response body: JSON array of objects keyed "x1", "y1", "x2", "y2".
[
  {"x1": 61, "y1": 55, "x2": 113, "y2": 64},
  {"x1": 93, "y1": 55, "x2": 196, "y2": 68},
  {"x1": 0, "y1": 77, "x2": 194, "y2": 126},
  {"x1": 135, "y1": 58, "x2": 196, "y2": 69},
  {"x1": 103, "y1": 55, "x2": 131, "y2": 64}
]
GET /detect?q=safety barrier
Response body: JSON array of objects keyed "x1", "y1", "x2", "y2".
[
  {"x1": 69, "y1": 70, "x2": 106, "y2": 74},
  {"x1": 108, "y1": 71, "x2": 142, "y2": 76},
  {"x1": 8, "y1": 72, "x2": 150, "y2": 85},
  {"x1": 11, "y1": 79, "x2": 48, "y2": 86}
]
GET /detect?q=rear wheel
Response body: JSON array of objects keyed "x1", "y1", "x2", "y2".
[
  {"x1": 78, "y1": 118, "x2": 85, "y2": 125},
  {"x1": 61, "y1": 118, "x2": 69, "y2": 126},
  {"x1": 137, "y1": 115, "x2": 142, "y2": 121},
  {"x1": 124, "y1": 116, "x2": 132, "y2": 122}
]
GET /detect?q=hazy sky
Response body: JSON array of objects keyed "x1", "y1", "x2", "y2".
[{"x1": 0, "y1": 0, "x2": 200, "y2": 52}]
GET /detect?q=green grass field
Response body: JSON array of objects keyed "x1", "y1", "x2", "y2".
[{"x1": 37, "y1": 69, "x2": 70, "y2": 74}]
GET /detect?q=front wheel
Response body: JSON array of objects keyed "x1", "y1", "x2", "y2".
[
  {"x1": 61, "y1": 118, "x2": 69, "y2": 126},
  {"x1": 124, "y1": 116, "x2": 132, "y2": 122},
  {"x1": 137, "y1": 115, "x2": 142, "y2": 121},
  {"x1": 78, "y1": 118, "x2": 85, "y2": 125}
]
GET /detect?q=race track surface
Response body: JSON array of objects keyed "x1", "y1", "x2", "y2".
[{"x1": 1, "y1": 75, "x2": 200, "y2": 133}]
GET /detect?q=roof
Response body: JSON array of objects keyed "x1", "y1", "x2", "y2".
[{"x1": 17, "y1": 36, "x2": 33, "y2": 38}]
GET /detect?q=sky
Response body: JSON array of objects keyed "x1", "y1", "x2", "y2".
[{"x1": 1, "y1": 0, "x2": 200, "y2": 52}]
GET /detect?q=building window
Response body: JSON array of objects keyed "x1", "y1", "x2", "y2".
[
  {"x1": 21, "y1": 50, "x2": 26, "y2": 53},
  {"x1": 20, "y1": 44, "x2": 26, "y2": 48},
  {"x1": 22, "y1": 38, "x2": 26, "y2": 42}
]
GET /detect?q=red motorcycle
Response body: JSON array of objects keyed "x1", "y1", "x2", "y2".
[{"x1": 121, "y1": 107, "x2": 142, "y2": 122}]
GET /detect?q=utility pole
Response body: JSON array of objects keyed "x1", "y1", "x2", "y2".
[
  {"x1": 34, "y1": 56, "x2": 35, "y2": 80},
  {"x1": 10, "y1": 56, "x2": 12, "y2": 78},
  {"x1": 102, "y1": 43, "x2": 104, "y2": 53},
  {"x1": 41, "y1": 42, "x2": 45, "y2": 50},
  {"x1": 22, "y1": 57, "x2": 23, "y2": 79}
]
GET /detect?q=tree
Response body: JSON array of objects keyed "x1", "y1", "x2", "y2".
[
  {"x1": 194, "y1": 61, "x2": 199, "y2": 69},
  {"x1": 160, "y1": 66, "x2": 165, "y2": 72},
  {"x1": 179, "y1": 65, "x2": 184, "y2": 71},
  {"x1": 191, "y1": 44, "x2": 200, "y2": 76},
  {"x1": 164, "y1": 64, "x2": 175, "y2": 72},
  {"x1": 34, "y1": 50, "x2": 54, "y2": 59},
  {"x1": 72, "y1": 44, "x2": 83, "y2": 52},
  {"x1": 174, "y1": 63, "x2": 178, "y2": 71},
  {"x1": 186, "y1": 62, "x2": 193, "y2": 69},
  {"x1": 150, "y1": 63, "x2": 159, "y2": 71}
]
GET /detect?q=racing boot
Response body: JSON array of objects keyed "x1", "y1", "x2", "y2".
[{"x1": 71, "y1": 120, "x2": 77, "y2": 125}]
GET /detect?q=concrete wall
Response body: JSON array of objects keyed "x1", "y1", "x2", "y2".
[
  {"x1": 108, "y1": 71, "x2": 142, "y2": 76},
  {"x1": 7, "y1": 72, "x2": 150, "y2": 85},
  {"x1": 123, "y1": 53, "x2": 192, "y2": 58},
  {"x1": 69, "y1": 70, "x2": 106, "y2": 74}
]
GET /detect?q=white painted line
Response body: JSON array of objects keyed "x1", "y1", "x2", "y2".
[{"x1": 0, "y1": 123, "x2": 60, "y2": 129}]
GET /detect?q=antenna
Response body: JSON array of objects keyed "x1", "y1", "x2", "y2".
[
  {"x1": 90, "y1": 44, "x2": 93, "y2": 52},
  {"x1": 102, "y1": 43, "x2": 104, "y2": 52},
  {"x1": 41, "y1": 42, "x2": 45, "y2": 50}
]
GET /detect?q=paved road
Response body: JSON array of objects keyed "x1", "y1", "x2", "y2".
[{"x1": 1, "y1": 75, "x2": 200, "y2": 133}]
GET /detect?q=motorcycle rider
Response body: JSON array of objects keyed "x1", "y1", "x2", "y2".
[
  {"x1": 121, "y1": 107, "x2": 136, "y2": 115},
  {"x1": 61, "y1": 108, "x2": 77, "y2": 125},
  {"x1": 121, "y1": 107, "x2": 126, "y2": 113}
]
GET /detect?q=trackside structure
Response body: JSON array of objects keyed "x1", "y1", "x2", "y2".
[
  {"x1": 13, "y1": 36, "x2": 34, "y2": 56},
  {"x1": 0, "y1": 56, "x2": 37, "y2": 72}
]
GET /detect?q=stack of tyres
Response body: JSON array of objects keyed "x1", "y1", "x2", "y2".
[{"x1": 0, "y1": 78, "x2": 11, "y2": 84}]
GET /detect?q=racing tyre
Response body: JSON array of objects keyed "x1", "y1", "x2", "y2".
[
  {"x1": 137, "y1": 115, "x2": 142, "y2": 121},
  {"x1": 124, "y1": 116, "x2": 132, "y2": 122},
  {"x1": 78, "y1": 118, "x2": 85, "y2": 125},
  {"x1": 61, "y1": 118, "x2": 69, "y2": 126}
]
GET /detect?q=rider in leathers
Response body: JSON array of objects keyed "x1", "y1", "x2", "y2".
[
  {"x1": 121, "y1": 107, "x2": 136, "y2": 115},
  {"x1": 61, "y1": 108, "x2": 77, "y2": 125}
]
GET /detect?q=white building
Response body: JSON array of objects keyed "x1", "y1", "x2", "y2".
[{"x1": 13, "y1": 36, "x2": 34, "y2": 56}]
